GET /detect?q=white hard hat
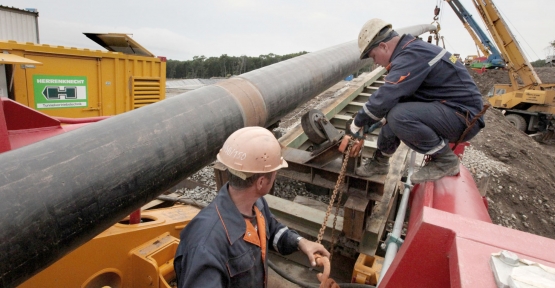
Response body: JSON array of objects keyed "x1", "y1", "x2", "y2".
[
  {"x1": 358, "y1": 18, "x2": 392, "y2": 60},
  {"x1": 217, "y1": 127, "x2": 288, "y2": 179}
]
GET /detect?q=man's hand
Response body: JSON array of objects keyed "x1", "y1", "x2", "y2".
[
  {"x1": 346, "y1": 118, "x2": 364, "y2": 139},
  {"x1": 298, "y1": 238, "x2": 330, "y2": 266},
  {"x1": 364, "y1": 118, "x2": 387, "y2": 134}
]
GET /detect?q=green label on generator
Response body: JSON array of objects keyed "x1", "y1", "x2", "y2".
[{"x1": 33, "y1": 75, "x2": 88, "y2": 109}]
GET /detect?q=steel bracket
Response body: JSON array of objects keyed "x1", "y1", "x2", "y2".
[{"x1": 381, "y1": 233, "x2": 404, "y2": 250}]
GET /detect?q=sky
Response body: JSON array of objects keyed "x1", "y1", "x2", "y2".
[{"x1": 3, "y1": 0, "x2": 554, "y2": 62}]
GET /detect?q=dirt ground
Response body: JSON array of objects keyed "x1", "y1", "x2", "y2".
[
  {"x1": 465, "y1": 67, "x2": 555, "y2": 239},
  {"x1": 277, "y1": 67, "x2": 555, "y2": 240}
]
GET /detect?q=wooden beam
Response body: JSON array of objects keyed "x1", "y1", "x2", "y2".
[{"x1": 360, "y1": 143, "x2": 410, "y2": 255}]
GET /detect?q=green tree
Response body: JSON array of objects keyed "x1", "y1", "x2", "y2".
[
  {"x1": 166, "y1": 51, "x2": 309, "y2": 79},
  {"x1": 531, "y1": 59, "x2": 546, "y2": 67},
  {"x1": 175, "y1": 61, "x2": 188, "y2": 78}
]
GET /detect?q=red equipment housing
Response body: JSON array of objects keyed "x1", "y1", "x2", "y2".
[
  {"x1": 379, "y1": 165, "x2": 555, "y2": 287},
  {"x1": 0, "y1": 98, "x2": 107, "y2": 153}
]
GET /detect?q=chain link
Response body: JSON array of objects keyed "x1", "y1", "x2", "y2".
[
  {"x1": 329, "y1": 180, "x2": 345, "y2": 263},
  {"x1": 316, "y1": 138, "x2": 355, "y2": 264}
]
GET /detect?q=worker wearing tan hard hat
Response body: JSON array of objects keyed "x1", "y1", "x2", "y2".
[
  {"x1": 217, "y1": 126, "x2": 288, "y2": 180},
  {"x1": 348, "y1": 18, "x2": 485, "y2": 183},
  {"x1": 358, "y1": 18, "x2": 398, "y2": 60},
  {"x1": 174, "y1": 126, "x2": 330, "y2": 287}
]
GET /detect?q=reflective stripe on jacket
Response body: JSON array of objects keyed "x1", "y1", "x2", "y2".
[{"x1": 174, "y1": 183, "x2": 301, "y2": 288}]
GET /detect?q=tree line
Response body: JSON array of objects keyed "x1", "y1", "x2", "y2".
[{"x1": 166, "y1": 52, "x2": 309, "y2": 79}]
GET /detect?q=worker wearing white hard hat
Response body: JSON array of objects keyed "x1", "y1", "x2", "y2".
[
  {"x1": 174, "y1": 126, "x2": 330, "y2": 288},
  {"x1": 348, "y1": 18, "x2": 485, "y2": 183}
]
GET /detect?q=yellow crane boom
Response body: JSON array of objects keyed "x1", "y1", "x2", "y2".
[
  {"x1": 470, "y1": 0, "x2": 541, "y2": 89},
  {"x1": 465, "y1": 0, "x2": 555, "y2": 140}
]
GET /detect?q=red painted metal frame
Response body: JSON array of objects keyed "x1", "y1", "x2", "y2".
[
  {"x1": 53, "y1": 116, "x2": 111, "y2": 124},
  {"x1": 408, "y1": 164, "x2": 492, "y2": 232},
  {"x1": 380, "y1": 165, "x2": 555, "y2": 287},
  {"x1": 0, "y1": 98, "x2": 106, "y2": 152},
  {"x1": 129, "y1": 209, "x2": 142, "y2": 224},
  {"x1": 0, "y1": 99, "x2": 11, "y2": 153}
]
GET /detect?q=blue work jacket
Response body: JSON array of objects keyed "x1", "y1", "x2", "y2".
[
  {"x1": 174, "y1": 183, "x2": 301, "y2": 288},
  {"x1": 355, "y1": 34, "x2": 484, "y2": 128}
]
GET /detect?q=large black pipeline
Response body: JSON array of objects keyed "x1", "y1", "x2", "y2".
[{"x1": 0, "y1": 24, "x2": 435, "y2": 287}]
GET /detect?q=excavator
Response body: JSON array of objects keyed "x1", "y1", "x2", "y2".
[{"x1": 447, "y1": 0, "x2": 555, "y2": 140}]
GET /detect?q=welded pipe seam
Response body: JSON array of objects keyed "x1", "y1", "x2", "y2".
[{"x1": 214, "y1": 78, "x2": 268, "y2": 127}]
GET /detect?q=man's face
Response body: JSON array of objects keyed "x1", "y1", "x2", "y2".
[{"x1": 368, "y1": 43, "x2": 390, "y2": 67}]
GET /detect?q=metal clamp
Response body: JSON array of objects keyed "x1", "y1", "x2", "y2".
[{"x1": 381, "y1": 232, "x2": 404, "y2": 250}]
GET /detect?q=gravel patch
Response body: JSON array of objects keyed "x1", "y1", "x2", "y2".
[{"x1": 462, "y1": 145, "x2": 511, "y2": 180}]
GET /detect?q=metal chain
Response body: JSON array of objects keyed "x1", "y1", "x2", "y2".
[
  {"x1": 329, "y1": 181, "x2": 345, "y2": 263},
  {"x1": 316, "y1": 139, "x2": 354, "y2": 264}
]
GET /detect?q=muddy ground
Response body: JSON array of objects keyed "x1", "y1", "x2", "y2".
[
  {"x1": 277, "y1": 67, "x2": 555, "y2": 240},
  {"x1": 465, "y1": 67, "x2": 555, "y2": 239}
]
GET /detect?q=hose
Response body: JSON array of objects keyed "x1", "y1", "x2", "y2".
[
  {"x1": 378, "y1": 151, "x2": 416, "y2": 286},
  {"x1": 267, "y1": 259, "x2": 376, "y2": 288}
]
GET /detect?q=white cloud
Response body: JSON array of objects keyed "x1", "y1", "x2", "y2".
[
  {"x1": 37, "y1": 18, "x2": 200, "y2": 59},
  {"x1": 3, "y1": 0, "x2": 554, "y2": 61}
]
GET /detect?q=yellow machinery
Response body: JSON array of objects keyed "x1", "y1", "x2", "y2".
[
  {"x1": 445, "y1": 0, "x2": 505, "y2": 69},
  {"x1": 467, "y1": 0, "x2": 555, "y2": 136},
  {"x1": 0, "y1": 33, "x2": 166, "y2": 118},
  {"x1": 464, "y1": 54, "x2": 479, "y2": 66},
  {"x1": 19, "y1": 205, "x2": 200, "y2": 288}
]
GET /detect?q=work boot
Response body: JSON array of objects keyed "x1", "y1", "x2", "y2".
[
  {"x1": 410, "y1": 149, "x2": 460, "y2": 184},
  {"x1": 355, "y1": 150, "x2": 390, "y2": 177}
]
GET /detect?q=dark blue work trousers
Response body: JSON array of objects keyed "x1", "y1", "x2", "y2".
[{"x1": 378, "y1": 101, "x2": 481, "y2": 156}]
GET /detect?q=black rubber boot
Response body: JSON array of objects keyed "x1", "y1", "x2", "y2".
[
  {"x1": 410, "y1": 148, "x2": 460, "y2": 184},
  {"x1": 355, "y1": 150, "x2": 390, "y2": 177}
]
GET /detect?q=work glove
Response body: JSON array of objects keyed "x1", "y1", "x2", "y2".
[
  {"x1": 365, "y1": 118, "x2": 387, "y2": 134},
  {"x1": 346, "y1": 118, "x2": 364, "y2": 139}
]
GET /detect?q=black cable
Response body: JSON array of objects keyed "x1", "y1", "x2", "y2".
[
  {"x1": 267, "y1": 259, "x2": 376, "y2": 288},
  {"x1": 337, "y1": 284, "x2": 377, "y2": 288},
  {"x1": 267, "y1": 259, "x2": 318, "y2": 288}
]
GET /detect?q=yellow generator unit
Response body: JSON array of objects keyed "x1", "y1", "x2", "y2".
[{"x1": 0, "y1": 33, "x2": 166, "y2": 118}]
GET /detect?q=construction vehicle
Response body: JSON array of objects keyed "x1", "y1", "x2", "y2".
[
  {"x1": 453, "y1": 0, "x2": 555, "y2": 140},
  {"x1": 469, "y1": 56, "x2": 490, "y2": 70},
  {"x1": 463, "y1": 54, "x2": 479, "y2": 66},
  {"x1": 0, "y1": 33, "x2": 166, "y2": 119},
  {"x1": 445, "y1": 0, "x2": 505, "y2": 69}
]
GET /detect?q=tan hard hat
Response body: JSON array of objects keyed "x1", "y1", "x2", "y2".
[
  {"x1": 358, "y1": 18, "x2": 392, "y2": 60},
  {"x1": 217, "y1": 127, "x2": 288, "y2": 179}
]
